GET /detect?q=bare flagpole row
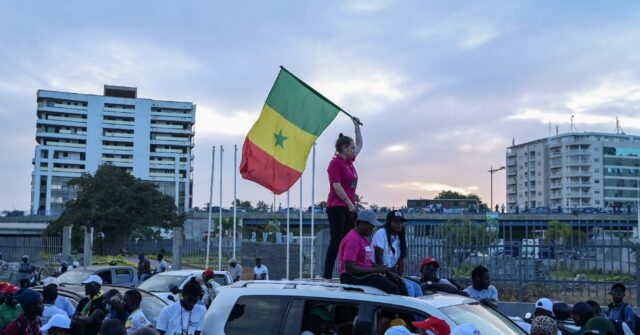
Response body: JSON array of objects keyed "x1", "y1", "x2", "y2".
[{"x1": 205, "y1": 146, "x2": 215, "y2": 269}]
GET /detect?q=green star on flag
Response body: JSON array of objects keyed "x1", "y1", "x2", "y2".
[{"x1": 274, "y1": 129, "x2": 289, "y2": 149}]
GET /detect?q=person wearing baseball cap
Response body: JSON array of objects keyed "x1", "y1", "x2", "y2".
[
  {"x1": 42, "y1": 277, "x2": 75, "y2": 317},
  {"x1": 72, "y1": 275, "x2": 107, "y2": 335},
  {"x1": 412, "y1": 317, "x2": 451, "y2": 335},
  {"x1": 4, "y1": 289, "x2": 43, "y2": 335},
  {"x1": 0, "y1": 285, "x2": 22, "y2": 329},
  {"x1": 338, "y1": 210, "x2": 402, "y2": 294},
  {"x1": 419, "y1": 257, "x2": 464, "y2": 295},
  {"x1": 372, "y1": 210, "x2": 421, "y2": 297}
]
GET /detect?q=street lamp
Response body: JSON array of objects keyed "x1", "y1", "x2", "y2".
[{"x1": 488, "y1": 165, "x2": 506, "y2": 211}]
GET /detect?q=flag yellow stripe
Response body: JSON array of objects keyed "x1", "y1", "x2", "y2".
[{"x1": 247, "y1": 104, "x2": 317, "y2": 172}]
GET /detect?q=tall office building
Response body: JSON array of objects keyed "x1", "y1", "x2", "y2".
[
  {"x1": 31, "y1": 85, "x2": 195, "y2": 215},
  {"x1": 506, "y1": 131, "x2": 640, "y2": 213}
]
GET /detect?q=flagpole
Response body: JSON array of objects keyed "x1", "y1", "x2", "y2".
[
  {"x1": 232, "y1": 144, "x2": 238, "y2": 259},
  {"x1": 310, "y1": 144, "x2": 316, "y2": 278},
  {"x1": 299, "y1": 177, "x2": 303, "y2": 279},
  {"x1": 205, "y1": 146, "x2": 215, "y2": 269},
  {"x1": 286, "y1": 190, "x2": 290, "y2": 279},
  {"x1": 279, "y1": 66, "x2": 362, "y2": 125},
  {"x1": 218, "y1": 145, "x2": 224, "y2": 270}
]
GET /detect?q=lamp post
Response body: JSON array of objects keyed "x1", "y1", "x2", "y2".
[{"x1": 488, "y1": 165, "x2": 506, "y2": 211}]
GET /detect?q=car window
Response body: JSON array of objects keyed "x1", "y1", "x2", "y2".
[
  {"x1": 56, "y1": 269, "x2": 94, "y2": 285},
  {"x1": 98, "y1": 270, "x2": 113, "y2": 285},
  {"x1": 440, "y1": 303, "x2": 527, "y2": 335},
  {"x1": 138, "y1": 275, "x2": 188, "y2": 292},
  {"x1": 289, "y1": 299, "x2": 359, "y2": 335},
  {"x1": 115, "y1": 269, "x2": 133, "y2": 284},
  {"x1": 224, "y1": 296, "x2": 290, "y2": 335},
  {"x1": 213, "y1": 274, "x2": 227, "y2": 286},
  {"x1": 373, "y1": 306, "x2": 429, "y2": 335}
]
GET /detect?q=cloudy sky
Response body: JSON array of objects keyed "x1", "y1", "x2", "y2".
[{"x1": 2, "y1": 1, "x2": 640, "y2": 211}]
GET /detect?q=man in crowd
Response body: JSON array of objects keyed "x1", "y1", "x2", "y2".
[
  {"x1": 43, "y1": 277, "x2": 75, "y2": 317},
  {"x1": 123, "y1": 290, "x2": 151, "y2": 335},
  {"x1": 338, "y1": 210, "x2": 401, "y2": 294},
  {"x1": 464, "y1": 265, "x2": 498, "y2": 308},
  {"x1": 41, "y1": 285, "x2": 66, "y2": 326},
  {"x1": 42, "y1": 314, "x2": 71, "y2": 335},
  {"x1": 156, "y1": 278, "x2": 206, "y2": 335},
  {"x1": 228, "y1": 258, "x2": 242, "y2": 282},
  {"x1": 253, "y1": 258, "x2": 269, "y2": 280},
  {"x1": 154, "y1": 254, "x2": 167, "y2": 274},
  {"x1": 419, "y1": 256, "x2": 465, "y2": 295},
  {"x1": 201, "y1": 270, "x2": 215, "y2": 307},
  {"x1": 72, "y1": 275, "x2": 107, "y2": 335},
  {"x1": 17, "y1": 256, "x2": 35, "y2": 288},
  {"x1": 5, "y1": 289, "x2": 43, "y2": 335},
  {"x1": 0, "y1": 285, "x2": 22, "y2": 329},
  {"x1": 607, "y1": 283, "x2": 637, "y2": 332},
  {"x1": 138, "y1": 254, "x2": 151, "y2": 282}
]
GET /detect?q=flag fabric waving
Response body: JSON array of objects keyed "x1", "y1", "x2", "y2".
[{"x1": 240, "y1": 67, "x2": 340, "y2": 194}]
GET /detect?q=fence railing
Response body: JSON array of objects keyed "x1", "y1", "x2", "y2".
[
  {"x1": 0, "y1": 235, "x2": 62, "y2": 282},
  {"x1": 314, "y1": 220, "x2": 638, "y2": 304}
]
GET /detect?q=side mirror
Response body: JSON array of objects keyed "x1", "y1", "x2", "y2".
[
  {"x1": 167, "y1": 295, "x2": 175, "y2": 302},
  {"x1": 524, "y1": 312, "x2": 532, "y2": 320}
]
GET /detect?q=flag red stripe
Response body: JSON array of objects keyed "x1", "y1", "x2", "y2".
[{"x1": 239, "y1": 138, "x2": 302, "y2": 194}]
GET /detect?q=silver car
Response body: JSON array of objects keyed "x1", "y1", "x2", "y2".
[{"x1": 55, "y1": 266, "x2": 139, "y2": 287}]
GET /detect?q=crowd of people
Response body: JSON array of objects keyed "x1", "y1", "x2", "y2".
[{"x1": 0, "y1": 266, "x2": 219, "y2": 335}]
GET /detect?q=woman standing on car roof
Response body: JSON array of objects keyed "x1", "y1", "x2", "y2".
[{"x1": 323, "y1": 116, "x2": 362, "y2": 280}]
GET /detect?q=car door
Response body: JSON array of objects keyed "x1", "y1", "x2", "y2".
[
  {"x1": 367, "y1": 303, "x2": 431, "y2": 334},
  {"x1": 114, "y1": 268, "x2": 135, "y2": 287},
  {"x1": 281, "y1": 298, "x2": 364, "y2": 335}
]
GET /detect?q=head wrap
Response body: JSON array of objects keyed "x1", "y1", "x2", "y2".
[{"x1": 15, "y1": 289, "x2": 41, "y2": 310}]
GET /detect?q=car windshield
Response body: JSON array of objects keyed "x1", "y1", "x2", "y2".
[
  {"x1": 141, "y1": 296, "x2": 166, "y2": 325},
  {"x1": 56, "y1": 269, "x2": 95, "y2": 285},
  {"x1": 440, "y1": 303, "x2": 527, "y2": 335},
  {"x1": 138, "y1": 275, "x2": 188, "y2": 292}
]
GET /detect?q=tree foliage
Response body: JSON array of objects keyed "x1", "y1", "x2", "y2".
[
  {"x1": 45, "y1": 164, "x2": 184, "y2": 254},
  {"x1": 232, "y1": 199, "x2": 253, "y2": 211},
  {"x1": 435, "y1": 190, "x2": 483, "y2": 203},
  {"x1": 255, "y1": 201, "x2": 270, "y2": 212},
  {"x1": 544, "y1": 220, "x2": 588, "y2": 245}
]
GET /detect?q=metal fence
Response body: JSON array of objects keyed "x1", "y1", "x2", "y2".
[
  {"x1": 0, "y1": 235, "x2": 62, "y2": 282},
  {"x1": 314, "y1": 219, "x2": 639, "y2": 304},
  {"x1": 124, "y1": 238, "x2": 239, "y2": 270}
]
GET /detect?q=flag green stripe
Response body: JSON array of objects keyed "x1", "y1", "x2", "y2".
[{"x1": 265, "y1": 69, "x2": 340, "y2": 136}]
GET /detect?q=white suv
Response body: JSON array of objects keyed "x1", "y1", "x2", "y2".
[{"x1": 203, "y1": 280, "x2": 526, "y2": 335}]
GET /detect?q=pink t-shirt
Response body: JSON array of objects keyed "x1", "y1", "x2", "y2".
[
  {"x1": 327, "y1": 155, "x2": 358, "y2": 208},
  {"x1": 338, "y1": 229, "x2": 374, "y2": 274}
]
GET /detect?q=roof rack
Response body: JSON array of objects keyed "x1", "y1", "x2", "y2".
[{"x1": 230, "y1": 280, "x2": 388, "y2": 295}]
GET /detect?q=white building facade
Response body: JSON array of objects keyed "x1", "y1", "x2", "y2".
[
  {"x1": 506, "y1": 132, "x2": 640, "y2": 213},
  {"x1": 31, "y1": 85, "x2": 195, "y2": 215}
]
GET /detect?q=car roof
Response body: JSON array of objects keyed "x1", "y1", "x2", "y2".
[
  {"x1": 154, "y1": 269, "x2": 202, "y2": 276},
  {"x1": 224, "y1": 280, "x2": 475, "y2": 309},
  {"x1": 75, "y1": 265, "x2": 135, "y2": 271},
  {"x1": 35, "y1": 284, "x2": 164, "y2": 301}
]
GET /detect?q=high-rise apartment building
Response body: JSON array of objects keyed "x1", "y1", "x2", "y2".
[
  {"x1": 506, "y1": 131, "x2": 640, "y2": 213},
  {"x1": 31, "y1": 85, "x2": 195, "y2": 215}
]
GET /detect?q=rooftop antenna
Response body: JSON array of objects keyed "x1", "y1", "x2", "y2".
[
  {"x1": 512, "y1": 135, "x2": 515, "y2": 146},
  {"x1": 556, "y1": 125, "x2": 559, "y2": 136},
  {"x1": 548, "y1": 120, "x2": 551, "y2": 137},
  {"x1": 615, "y1": 117, "x2": 626, "y2": 135},
  {"x1": 569, "y1": 115, "x2": 578, "y2": 133}
]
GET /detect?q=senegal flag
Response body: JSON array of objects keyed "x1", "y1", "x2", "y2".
[{"x1": 240, "y1": 67, "x2": 340, "y2": 194}]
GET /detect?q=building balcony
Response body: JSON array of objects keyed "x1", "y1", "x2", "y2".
[
  {"x1": 150, "y1": 113, "x2": 194, "y2": 122},
  {"x1": 43, "y1": 141, "x2": 86, "y2": 148},
  {"x1": 102, "y1": 145, "x2": 133, "y2": 151},
  {"x1": 38, "y1": 105, "x2": 87, "y2": 116},
  {"x1": 153, "y1": 148, "x2": 185, "y2": 154},
  {"x1": 103, "y1": 106, "x2": 135, "y2": 114},
  {"x1": 565, "y1": 150, "x2": 591, "y2": 156},
  {"x1": 52, "y1": 167, "x2": 85, "y2": 173},
  {"x1": 36, "y1": 131, "x2": 86, "y2": 141},
  {"x1": 44, "y1": 115, "x2": 87, "y2": 123},
  {"x1": 102, "y1": 157, "x2": 133, "y2": 163},
  {"x1": 150, "y1": 127, "x2": 192, "y2": 134},
  {"x1": 550, "y1": 193, "x2": 563, "y2": 199},
  {"x1": 103, "y1": 120, "x2": 135, "y2": 126},
  {"x1": 550, "y1": 184, "x2": 562, "y2": 189},
  {"x1": 150, "y1": 139, "x2": 194, "y2": 147}
]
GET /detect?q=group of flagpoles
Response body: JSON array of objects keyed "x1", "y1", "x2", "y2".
[{"x1": 204, "y1": 142, "x2": 318, "y2": 279}]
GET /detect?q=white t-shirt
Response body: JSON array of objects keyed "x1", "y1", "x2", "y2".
[
  {"x1": 463, "y1": 285, "x2": 499, "y2": 302},
  {"x1": 254, "y1": 265, "x2": 269, "y2": 280},
  {"x1": 371, "y1": 228, "x2": 402, "y2": 268},
  {"x1": 125, "y1": 308, "x2": 152, "y2": 335},
  {"x1": 156, "y1": 302, "x2": 206, "y2": 335},
  {"x1": 42, "y1": 304, "x2": 67, "y2": 335}
]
